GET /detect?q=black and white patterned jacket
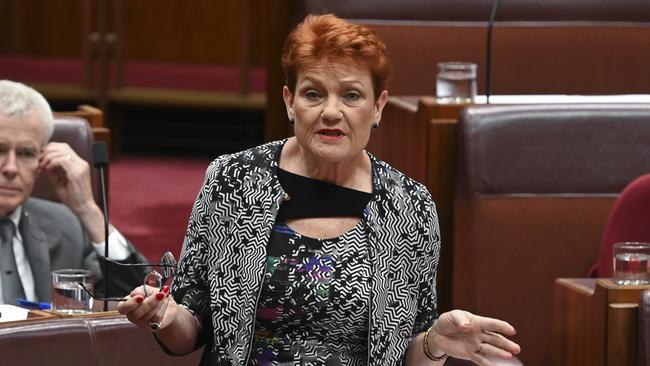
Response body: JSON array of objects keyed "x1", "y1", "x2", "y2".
[{"x1": 172, "y1": 140, "x2": 441, "y2": 365}]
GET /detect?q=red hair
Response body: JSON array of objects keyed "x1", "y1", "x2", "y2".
[{"x1": 281, "y1": 14, "x2": 392, "y2": 99}]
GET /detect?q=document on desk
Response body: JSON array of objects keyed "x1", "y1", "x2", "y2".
[{"x1": 0, "y1": 304, "x2": 30, "y2": 322}]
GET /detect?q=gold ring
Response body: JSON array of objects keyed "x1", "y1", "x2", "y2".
[{"x1": 149, "y1": 321, "x2": 161, "y2": 330}]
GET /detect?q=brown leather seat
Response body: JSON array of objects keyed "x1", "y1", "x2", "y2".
[
  {"x1": 87, "y1": 316, "x2": 203, "y2": 366},
  {"x1": 0, "y1": 318, "x2": 96, "y2": 365},
  {"x1": 452, "y1": 104, "x2": 650, "y2": 366},
  {"x1": 0, "y1": 315, "x2": 202, "y2": 366}
]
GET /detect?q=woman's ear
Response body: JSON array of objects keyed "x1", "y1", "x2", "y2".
[
  {"x1": 374, "y1": 90, "x2": 389, "y2": 123},
  {"x1": 282, "y1": 86, "x2": 295, "y2": 121}
]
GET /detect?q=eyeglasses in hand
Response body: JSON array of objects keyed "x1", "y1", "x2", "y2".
[{"x1": 79, "y1": 251, "x2": 177, "y2": 302}]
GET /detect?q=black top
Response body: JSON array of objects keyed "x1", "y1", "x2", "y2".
[{"x1": 276, "y1": 168, "x2": 372, "y2": 222}]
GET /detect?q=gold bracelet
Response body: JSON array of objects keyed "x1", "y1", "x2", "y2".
[{"x1": 423, "y1": 326, "x2": 449, "y2": 362}]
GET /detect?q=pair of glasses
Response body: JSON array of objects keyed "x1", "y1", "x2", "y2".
[{"x1": 79, "y1": 251, "x2": 177, "y2": 302}]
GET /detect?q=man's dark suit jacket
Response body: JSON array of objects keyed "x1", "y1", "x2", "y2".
[{"x1": 20, "y1": 197, "x2": 149, "y2": 302}]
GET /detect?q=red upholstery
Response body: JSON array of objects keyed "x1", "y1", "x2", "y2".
[
  {"x1": 594, "y1": 173, "x2": 650, "y2": 277},
  {"x1": 121, "y1": 62, "x2": 266, "y2": 93},
  {"x1": 0, "y1": 56, "x2": 85, "y2": 85}
]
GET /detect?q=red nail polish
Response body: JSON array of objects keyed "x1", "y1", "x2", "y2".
[
  {"x1": 156, "y1": 292, "x2": 165, "y2": 301},
  {"x1": 162, "y1": 285, "x2": 169, "y2": 294},
  {"x1": 136, "y1": 296, "x2": 144, "y2": 304}
]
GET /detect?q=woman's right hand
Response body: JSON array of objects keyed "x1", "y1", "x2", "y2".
[
  {"x1": 117, "y1": 284, "x2": 178, "y2": 332},
  {"x1": 429, "y1": 310, "x2": 520, "y2": 365}
]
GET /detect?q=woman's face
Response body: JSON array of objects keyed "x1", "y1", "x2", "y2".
[{"x1": 283, "y1": 61, "x2": 388, "y2": 165}]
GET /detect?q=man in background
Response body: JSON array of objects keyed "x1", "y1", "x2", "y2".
[{"x1": 0, "y1": 79, "x2": 147, "y2": 305}]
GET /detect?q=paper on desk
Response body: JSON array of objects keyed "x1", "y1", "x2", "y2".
[{"x1": 0, "y1": 304, "x2": 30, "y2": 322}]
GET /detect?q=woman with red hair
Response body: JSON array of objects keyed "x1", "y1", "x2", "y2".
[{"x1": 119, "y1": 14, "x2": 520, "y2": 365}]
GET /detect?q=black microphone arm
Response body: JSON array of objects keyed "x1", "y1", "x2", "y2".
[
  {"x1": 92, "y1": 141, "x2": 110, "y2": 311},
  {"x1": 485, "y1": 0, "x2": 501, "y2": 104}
]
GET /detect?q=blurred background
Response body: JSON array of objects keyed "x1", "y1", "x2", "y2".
[{"x1": 0, "y1": 0, "x2": 270, "y2": 156}]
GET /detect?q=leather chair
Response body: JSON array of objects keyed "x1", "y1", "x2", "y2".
[
  {"x1": 55, "y1": 104, "x2": 110, "y2": 149},
  {"x1": 452, "y1": 104, "x2": 650, "y2": 366},
  {"x1": 593, "y1": 173, "x2": 650, "y2": 277},
  {"x1": 31, "y1": 116, "x2": 102, "y2": 207}
]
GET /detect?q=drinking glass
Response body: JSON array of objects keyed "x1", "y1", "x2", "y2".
[
  {"x1": 612, "y1": 242, "x2": 650, "y2": 285},
  {"x1": 436, "y1": 61, "x2": 477, "y2": 104},
  {"x1": 51, "y1": 269, "x2": 94, "y2": 314},
  {"x1": 79, "y1": 251, "x2": 177, "y2": 302}
]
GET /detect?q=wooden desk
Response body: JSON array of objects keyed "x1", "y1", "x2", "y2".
[
  {"x1": 0, "y1": 308, "x2": 58, "y2": 329},
  {"x1": 0, "y1": 308, "x2": 121, "y2": 329},
  {"x1": 553, "y1": 278, "x2": 650, "y2": 366}
]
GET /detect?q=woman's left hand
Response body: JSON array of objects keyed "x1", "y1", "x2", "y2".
[{"x1": 429, "y1": 310, "x2": 521, "y2": 365}]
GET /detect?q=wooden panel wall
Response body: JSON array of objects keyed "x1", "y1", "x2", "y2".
[
  {"x1": 0, "y1": 0, "x2": 268, "y2": 65},
  {"x1": 0, "y1": 0, "x2": 86, "y2": 57},
  {"x1": 119, "y1": 0, "x2": 268, "y2": 66}
]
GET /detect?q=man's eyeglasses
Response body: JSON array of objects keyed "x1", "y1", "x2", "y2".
[{"x1": 79, "y1": 251, "x2": 177, "y2": 302}]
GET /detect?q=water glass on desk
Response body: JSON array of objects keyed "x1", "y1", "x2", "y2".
[
  {"x1": 51, "y1": 269, "x2": 94, "y2": 314},
  {"x1": 613, "y1": 242, "x2": 650, "y2": 285},
  {"x1": 436, "y1": 61, "x2": 477, "y2": 104}
]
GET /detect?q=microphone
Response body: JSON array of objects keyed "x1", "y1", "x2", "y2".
[
  {"x1": 92, "y1": 141, "x2": 110, "y2": 311},
  {"x1": 92, "y1": 141, "x2": 108, "y2": 168},
  {"x1": 485, "y1": 0, "x2": 501, "y2": 104}
]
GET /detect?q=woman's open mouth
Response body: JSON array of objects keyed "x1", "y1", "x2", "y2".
[{"x1": 318, "y1": 129, "x2": 345, "y2": 140}]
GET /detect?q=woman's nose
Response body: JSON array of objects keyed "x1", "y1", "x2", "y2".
[{"x1": 321, "y1": 97, "x2": 343, "y2": 121}]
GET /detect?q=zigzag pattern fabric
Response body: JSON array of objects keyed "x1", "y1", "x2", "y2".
[
  {"x1": 250, "y1": 222, "x2": 371, "y2": 365},
  {"x1": 172, "y1": 140, "x2": 441, "y2": 366}
]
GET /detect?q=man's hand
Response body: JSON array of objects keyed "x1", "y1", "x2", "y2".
[
  {"x1": 39, "y1": 142, "x2": 96, "y2": 215},
  {"x1": 39, "y1": 142, "x2": 110, "y2": 242}
]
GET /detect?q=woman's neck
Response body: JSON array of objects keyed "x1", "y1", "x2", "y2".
[{"x1": 279, "y1": 137, "x2": 372, "y2": 192}]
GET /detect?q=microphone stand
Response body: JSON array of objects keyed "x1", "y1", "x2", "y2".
[
  {"x1": 485, "y1": 0, "x2": 501, "y2": 104},
  {"x1": 92, "y1": 142, "x2": 110, "y2": 312},
  {"x1": 98, "y1": 165, "x2": 109, "y2": 312}
]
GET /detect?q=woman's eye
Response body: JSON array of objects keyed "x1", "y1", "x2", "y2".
[
  {"x1": 344, "y1": 91, "x2": 361, "y2": 101},
  {"x1": 305, "y1": 90, "x2": 320, "y2": 100}
]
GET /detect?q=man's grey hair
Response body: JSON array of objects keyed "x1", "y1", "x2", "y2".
[{"x1": 0, "y1": 80, "x2": 54, "y2": 144}]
